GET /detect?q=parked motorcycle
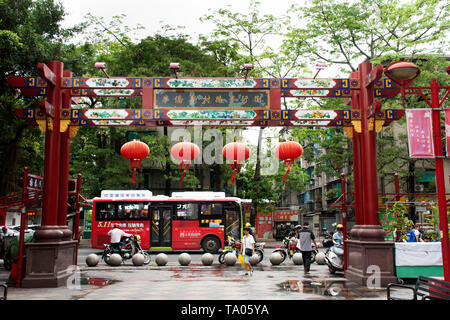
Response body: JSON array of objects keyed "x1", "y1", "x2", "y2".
[
  {"x1": 218, "y1": 236, "x2": 265, "y2": 264},
  {"x1": 322, "y1": 238, "x2": 344, "y2": 274},
  {"x1": 102, "y1": 235, "x2": 150, "y2": 265},
  {"x1": 273, "y1": 236, "x2": 300, "y2": 263}
]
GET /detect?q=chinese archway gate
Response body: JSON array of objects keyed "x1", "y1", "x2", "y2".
[{"x1": 7, "y1": 60, "x2": 415, "y2": 287}]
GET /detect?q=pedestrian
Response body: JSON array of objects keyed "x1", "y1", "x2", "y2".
[
  {"x1": 413, "y1": 224, "x2": 423, "y2": 242},
  {"x1": 245, "y1": 223, "x2": 257, "y2": 243},
  {"x1": 297, "y1": 222, "x2": 318, "y2": 275},
  {"x1": 407, "y1": 224, "x2": 417, "y2": 242},
  {"x1": 241, "y1": 226, "x2": 255, "y2": 275}
]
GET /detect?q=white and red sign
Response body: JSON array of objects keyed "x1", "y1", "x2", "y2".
[
  {"x1": 273, "y1": 210, "x2": 298, "y2": 221},
  {"x1": 256, "y1": 212, "x2": 273, "y2": 239},
  {"x1": 406, "y1": 109, "x2": 434, "y2": 158}
]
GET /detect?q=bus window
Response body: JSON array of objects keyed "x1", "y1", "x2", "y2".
[
  {"x1": 200, "y1": 204, "x2": 211, "y2": 215},
  {"x1": 200, "y1": 203, "x2": 222, "y2": 218},
  {"x1": 224, "y1": 208, "x2": 240, "y2": 240},
  {"x1": 95, "y1": 202, "x2": 115, "y2": 220},
  {"x1": 176, "y1": 203, "x2": 198, "y2": 220},
  {"x1": 95, "y1": 201, "x2": 148, "y2": 220}
]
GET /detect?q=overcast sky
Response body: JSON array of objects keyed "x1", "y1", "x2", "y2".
[{"x1": 60, "y1": 0, "x2": 294, "y2": 42}]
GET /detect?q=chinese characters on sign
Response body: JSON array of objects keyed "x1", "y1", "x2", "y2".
[
  {"x1": 154, "y1": 90, "x2": 269, "y2": 108},
  {"x1": 273, "y1": 210, "x2": 299, "y2": 221},
  {"x1": 406, "y1": 109, "x2": 434, "y2": 158},
  {"x1": 27, "y1": 175, "x2": 43, "y2": 190}
]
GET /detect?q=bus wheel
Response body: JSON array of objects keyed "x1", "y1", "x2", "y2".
[{"x1": 202, "y1": 236, "x2": 220, "y2": 253}]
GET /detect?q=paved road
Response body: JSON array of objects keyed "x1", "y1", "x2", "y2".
[{"x1": 0, "y1": 247, "x2": 396, "y2": 301}]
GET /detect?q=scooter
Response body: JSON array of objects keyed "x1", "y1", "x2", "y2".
[
  {"x1": 273, "y1": 236, "x2": 300, "y2": 263},
  {"x1": 219, "y1": 236, "x2": 265, "y2": 264},
  {"x1": 322, "y1": 238, "x2": 344, "y2": 274},
  {"x1": 102, "y1": 235, "x2": 150, "y2": 265}
]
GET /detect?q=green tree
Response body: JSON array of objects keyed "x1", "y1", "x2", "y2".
[
  {"x1": 286, "y1": 0, "x2": 449, "y2": 72},
  {"x1": 282, "y1": 0, "x2": 449, "y2": 220},
  {"x1": 200, "y1": 1, "x2": 306, "y2": 213},
  {"x1": 65, "y1": 19, "x2": 233, "y2": 198},
  {"x1": 0, "y1": 0, "x2": 81, "y2": 195}
]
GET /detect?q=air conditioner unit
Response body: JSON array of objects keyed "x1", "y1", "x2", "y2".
[{"x1": 415, "y1": 184, "x2": 424, "y2": 192}]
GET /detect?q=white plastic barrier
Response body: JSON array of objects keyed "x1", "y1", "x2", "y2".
[{"x1": 394, "y1": 242, "x2": 442, "y2": 267}]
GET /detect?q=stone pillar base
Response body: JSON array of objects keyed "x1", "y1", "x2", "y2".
[
  {"x1": 345, "y1": 236, "x2": 397, "y2": 287},
  {"x1": 21, "y1": 239, "x2": 77, "y2": 288}
]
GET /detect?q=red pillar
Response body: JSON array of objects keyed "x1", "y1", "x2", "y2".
[
  {"x1": 359, "y1": 62, "x2": 381, "y2": 228},
  {"x1": 22, "y1": 62, "x2": 78, "y2": 288},
  {"x1": 430, "y1": 79, "x2": 450, "y2": 281},
  {"x1": 16, "y1": 167, "x2": 29, "y2": 287},
  {"x1": 345, "y1": 63, "x2": 396, "y2": 286},
  {"x1": 350, "y1": 71, "x2": 364, "y2": 229},
  {"x1": 341, "y1": 173, "x2": 347, "y2": 270},
  {"x1": 38, "y1": 60, "x2": 64, "y2": 241},
  {"x1": 74, "y1": 173, "x2": 82, "y2": 266},
  {"x1": 57, "y1": 70, "x2": 73, "y2": 240}
]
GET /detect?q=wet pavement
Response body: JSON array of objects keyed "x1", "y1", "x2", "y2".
[{"x1": 0, "y1": 248, "x2": 398, "y2": 300}]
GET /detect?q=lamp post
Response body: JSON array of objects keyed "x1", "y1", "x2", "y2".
[{"x1": 385, "y1": 61, "x2": 450, "y2": 281}]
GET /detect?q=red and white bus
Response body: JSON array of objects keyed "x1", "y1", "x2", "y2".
[{"x1": 91, "y1": 190, "x2": 243, "y2": 253}]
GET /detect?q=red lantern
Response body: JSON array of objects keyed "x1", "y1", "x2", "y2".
[
  {"x1": 222, "y1": 142, "x2": 250, "y2": 184},
  {"x1": 170, "y1": 142, "x2": 200, "y2": 187},
  {"x1": 274, "y1": 141, "x2": 303, "y2": 184},
  {"x1": 120, "y1": 140, "x2": 150, "y2": 184}
]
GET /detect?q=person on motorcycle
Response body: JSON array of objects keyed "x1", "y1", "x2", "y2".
[
  {"x1": 108, "y1": 223, "x2": 132, "y2": 250},
  {"x1": 333, "y1": 224, "x2": 344, "y2": 249},
  {"x1": 0, "y1": 226, "x2": 14, "y2": 240},
  {"x1": 294, "y1": 225, "x2": 302, "y2": 249}
]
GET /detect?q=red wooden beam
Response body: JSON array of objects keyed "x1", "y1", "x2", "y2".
[{"x1": 37, "y1": 63, "x2": 56, "y2": 86}]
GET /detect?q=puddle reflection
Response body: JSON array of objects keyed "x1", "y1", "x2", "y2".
[
  {"x1": 80, "y1": 277, "x2": 121, "y2": 287},
  {"x1": 277, "y1": 279, "x2": 345, "y2": 297},
  {"x1": 276, "y1": 279, "x2": 383, "y2": 299}
]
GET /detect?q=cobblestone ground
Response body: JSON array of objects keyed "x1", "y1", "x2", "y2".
[{"x1": 0, "y1": 247, "x2": 407, "y2": 301}]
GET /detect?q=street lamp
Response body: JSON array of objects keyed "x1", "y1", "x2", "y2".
[
  {"x1": 384, "y1": 60, "x2": 450, "y2": 281},
  {"x1": 241, "y1": 63, "x2": 254, "y2": 79},
  {"x1": 384, "y1": 61, "x2": 421, "y2": 98},
  {"x1": 169, "y1": 62, "x2": 180, "y2": 78},
  {"x1": 94, "y1": 62, "x2": 110, "y2": 78}
]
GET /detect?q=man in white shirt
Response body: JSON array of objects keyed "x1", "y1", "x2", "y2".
[{"x1": 108, "y1": 224, "x2": 132, "y2": 250}]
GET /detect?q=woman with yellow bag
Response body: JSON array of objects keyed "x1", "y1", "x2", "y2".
[{"x1": 241, "y1": 227, "x2": 255, "y2": 275}]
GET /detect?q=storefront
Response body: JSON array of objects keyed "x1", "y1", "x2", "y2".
[{"x1": 273, "y1": 210, "x2": 299, "y2": 240}]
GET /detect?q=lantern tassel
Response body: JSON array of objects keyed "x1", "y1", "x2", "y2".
[
  {"x1": 180, "y1": 163, "x2": 189, "y2": 188},
  {"x1": 282, "y1": 167, "x2": 290, "y2": 184},
  {"x1": 131, "y1": 167, "x2": 137, "y2": 185},
  {"x1": 282, "y1": 160, "x2": 293, "y2": 184},
  {"x1": 229, "y1": 163, "x2": 240, "y2": 185}
]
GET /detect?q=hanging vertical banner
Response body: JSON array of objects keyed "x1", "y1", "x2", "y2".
[
  {"x1": 445, "y1": 109, "x2": 450, "y2": 157},
  {"x1": 405, "y1": 109, "x2": 434, "y2": 158}
]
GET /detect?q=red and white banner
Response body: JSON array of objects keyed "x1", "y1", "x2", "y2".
[
  {"x1": 445, "y1": 109, "x2": 450, "y2": 157},
  {"x1": 406, "y1": 109, "x2": 434, "y2": 158}
]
